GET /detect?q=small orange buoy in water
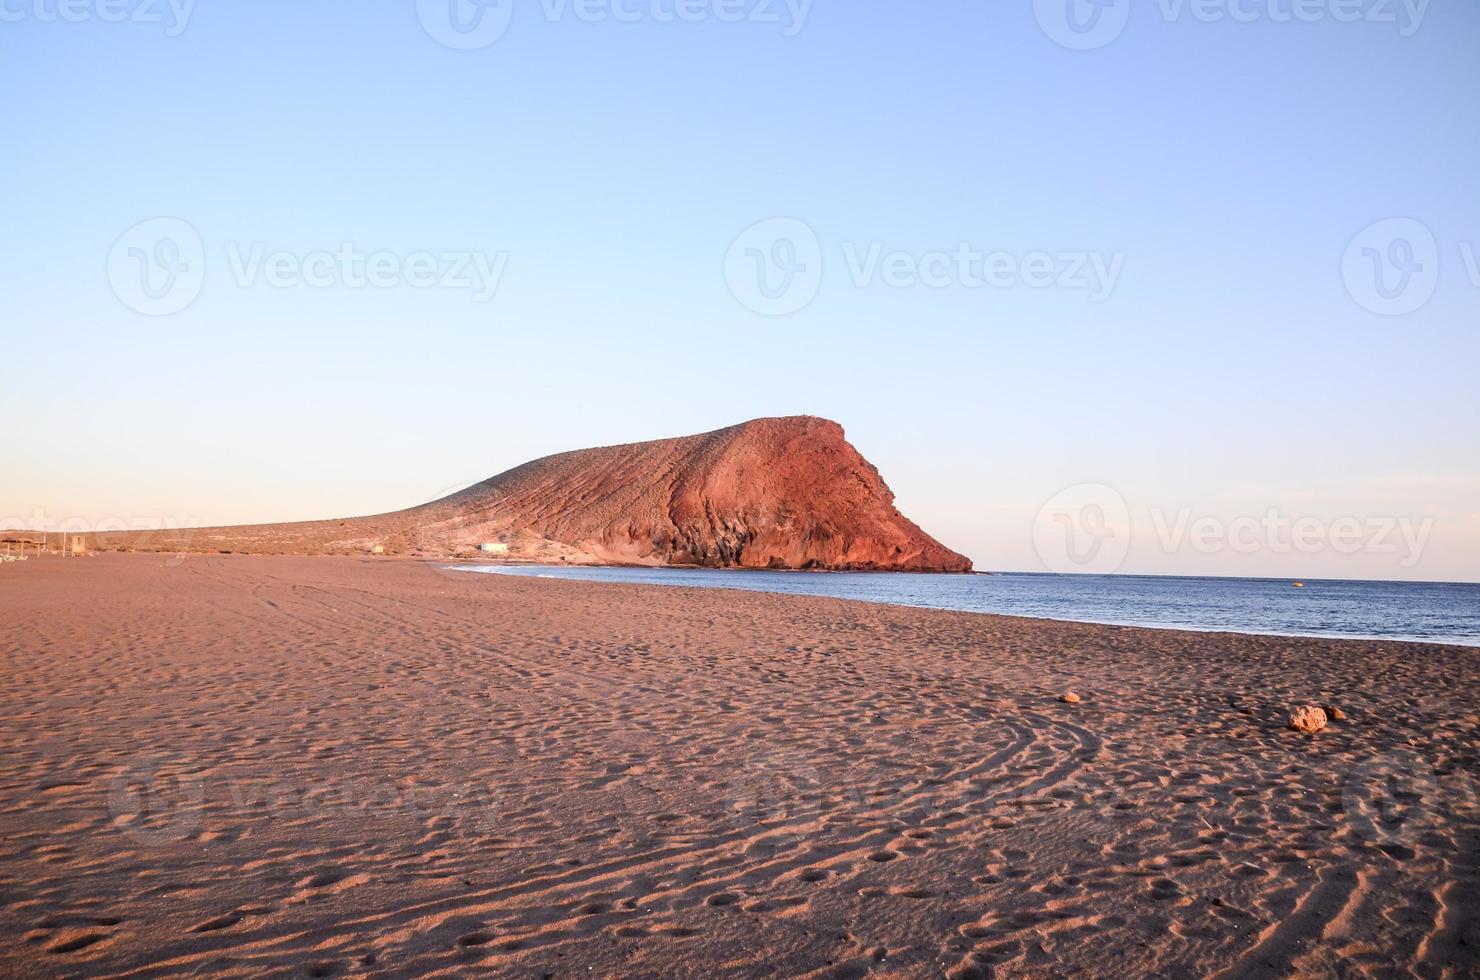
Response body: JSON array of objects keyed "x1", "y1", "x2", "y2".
[{"x1": 1292, "y1": 582, "x2": 1305, "y2": 588}]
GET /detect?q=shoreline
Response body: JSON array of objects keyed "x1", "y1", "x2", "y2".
[{"x1": 448, "y1": 561, "x2": 1480, "y2": 650}]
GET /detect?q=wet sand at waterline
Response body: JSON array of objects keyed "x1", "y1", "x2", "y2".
[{"x1": 1, "y1": 555, "x2": 1476, "y2": 977}]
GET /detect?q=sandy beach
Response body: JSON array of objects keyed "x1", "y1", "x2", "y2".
[{"x1": 1, "y1": 554, "x2": 1476, "y2": 978}]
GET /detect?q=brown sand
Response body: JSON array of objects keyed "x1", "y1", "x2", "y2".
[{"x1": 1, "y1": 554, "x2": 1476, "y2": 978}]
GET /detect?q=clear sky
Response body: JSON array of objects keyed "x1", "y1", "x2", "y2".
[{"x1": 3, "y1": 0, "x2": 1477, "y2": 581}]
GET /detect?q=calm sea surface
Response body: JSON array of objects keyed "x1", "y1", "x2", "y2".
[{"x1": 452, "y1": 565, "x2": 1480, "y2": 647}]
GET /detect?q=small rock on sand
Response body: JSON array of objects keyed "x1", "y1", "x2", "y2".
[
  {"x1": 1059, "y1": 693, "x2": 1082, "y2": 704},
  {"x1": 1326, "y1": 705, "x2": 1347, "y2": 721},
  {"x1": 1288, "y1": 705, "x2": 1328, "y2": 733}
]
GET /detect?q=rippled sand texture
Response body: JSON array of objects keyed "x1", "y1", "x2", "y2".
[{"x1": 1, "y1": 555, "x2": 1476, "y2": 977}]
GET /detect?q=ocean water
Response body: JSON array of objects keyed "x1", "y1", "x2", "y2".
[{"x1": 452, "y1": 565, "x2": 1480, "y2": 647}]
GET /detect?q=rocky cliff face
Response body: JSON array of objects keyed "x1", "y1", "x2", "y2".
[{"x1": 86, "y1": 417, "x2": 972, "y2": 572}]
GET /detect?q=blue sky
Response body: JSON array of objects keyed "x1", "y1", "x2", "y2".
[{"x1": 3, "y1": 0, "x2": 1477, "y2": 580}]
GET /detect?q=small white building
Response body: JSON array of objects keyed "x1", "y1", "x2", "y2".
[{"x1": 480, "y1": 542, "x2": 509, "y2": 554}]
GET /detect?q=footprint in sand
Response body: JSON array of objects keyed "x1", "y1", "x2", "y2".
[
  {"x1": 190, "y1": 912, "x2": 244, "y2": 933},
  {"x1": 46, "y1": 932, "x2": 112, "y2": 955},
  {"x1": 1148, "y1": 878, "x2": 1182, "y2": 901}
]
